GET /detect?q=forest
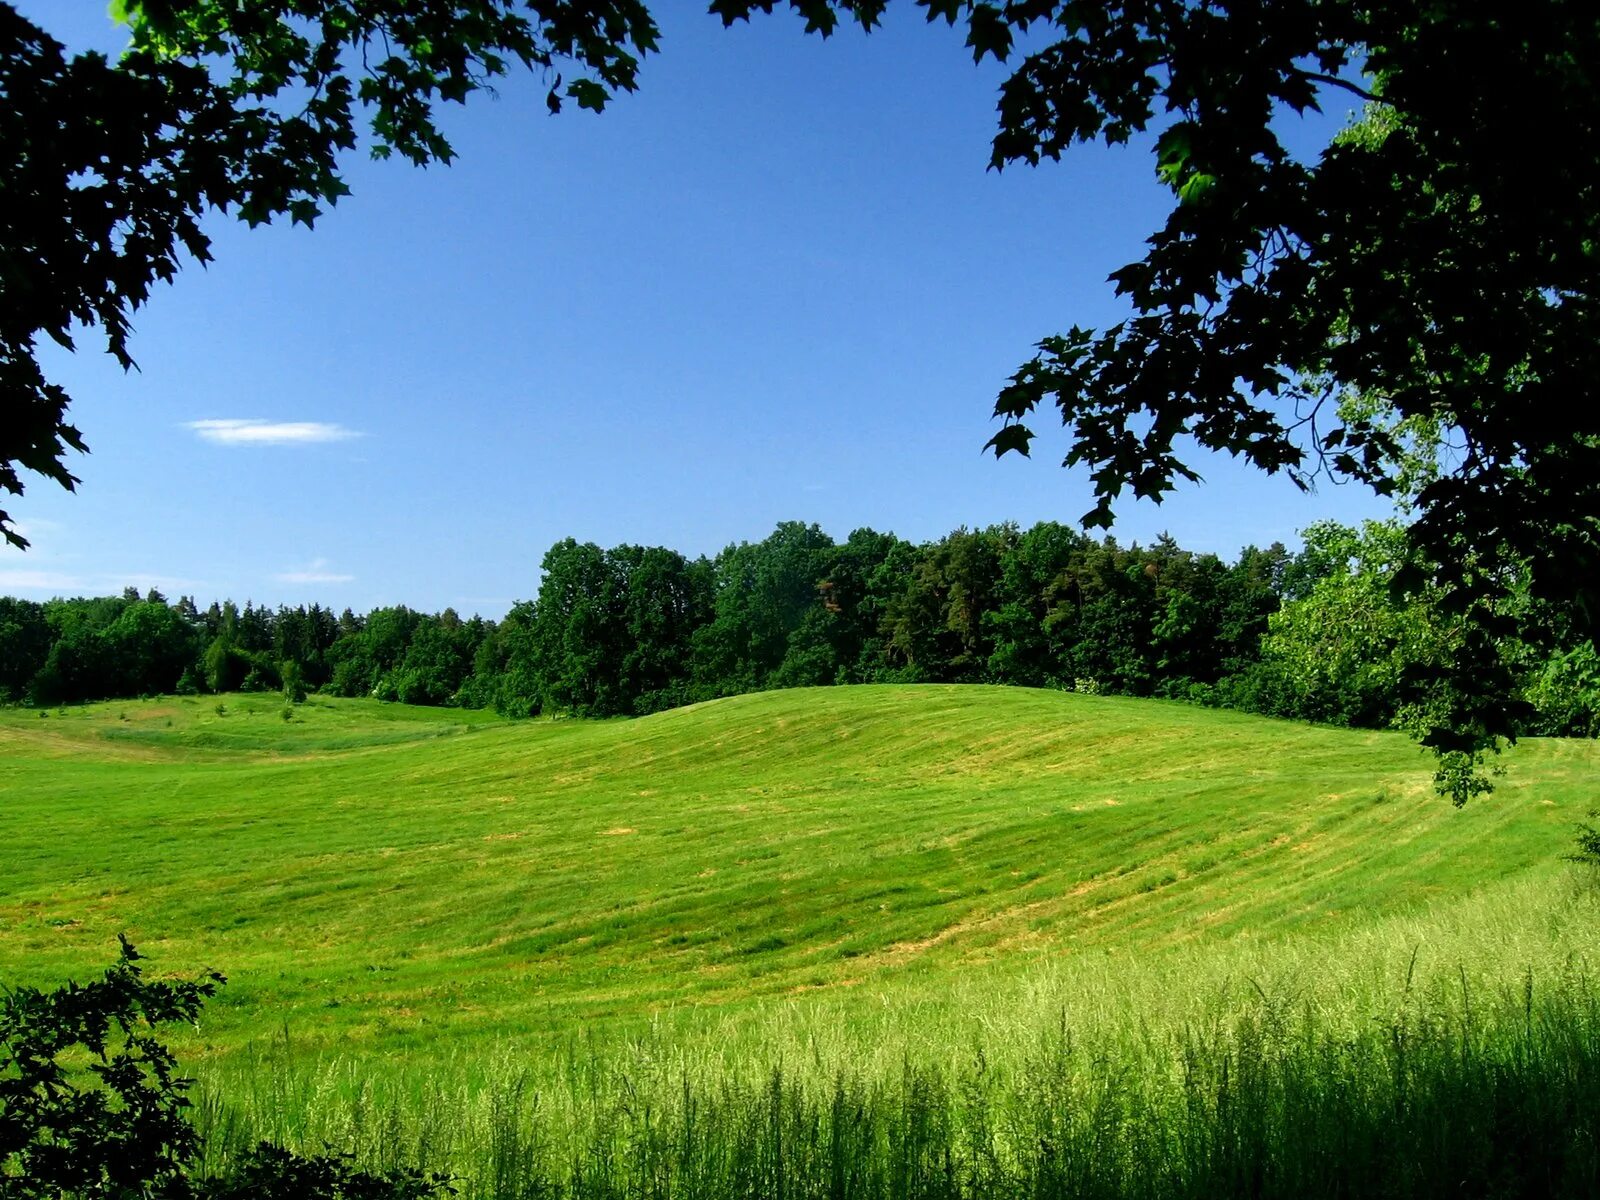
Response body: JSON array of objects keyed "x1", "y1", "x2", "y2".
[{"x1": 4, "y1": 518, "x2": 1595, "y2": 741}]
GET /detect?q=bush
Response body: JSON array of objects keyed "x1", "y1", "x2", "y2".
[
  {"x1": 0, "y1": 935, "x2": 221, "y2": 1198},
  {"x1": 239, "y1": 664, "x2": 278, "y2": 694},
  {"x1": 204, "y1": 1143, "x2": 449, "y2": 1200},
  {"x1": 1525, "y1": 642, "x2": 1600, "y2": 737},
  {"x1": 1570, "y1": 810, "x2": 1600, "y2": 869},
  {"x1": 280, "y1": 660, "x2": 307, "y2": 705},
  {"x1": 0, "y1": 941, "x2": 450, "y2": 1200}
]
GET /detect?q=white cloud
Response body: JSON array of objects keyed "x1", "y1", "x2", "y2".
[
  {"x1": 0, "y1": 568, "x2": 86, "y2": 592},
  {"x1": 186, "y1": 419, "x2": 362, "y2": 446},
  {"x1": 0, "y1": 568, "x2": 204, "y2": 596},
  {"x1": 275, "y1": 557, "x2": 354, "y2": 585}
]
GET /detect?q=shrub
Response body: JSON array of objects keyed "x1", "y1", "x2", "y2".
[
  {"x1": 280, "y1": 660, "x2": 307, "y2": 705},
  {"x1": 204, "y1": 1143, "x2": 449, "y2": 1200},
  {"x1": 1569, "y1": 810, "x2": 1600, "y2": 869},
  {"x1": 0, "y1": 941, "x2": 451, "y2": 1200},
  {"x1": 0, "y1": 935, "x2": 221, "y2": 1198},
  {"x1": 239, "y1": 665, "x2": 276, "y2": 694}
]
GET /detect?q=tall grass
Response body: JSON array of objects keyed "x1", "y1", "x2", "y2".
[{"x1": 191, "y1": 871, "x2": 1600, "y2": 1199}]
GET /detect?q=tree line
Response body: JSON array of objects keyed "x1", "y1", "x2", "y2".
[{"x1": 2, "y1": 520, "x2": 1594, "y2": 739}]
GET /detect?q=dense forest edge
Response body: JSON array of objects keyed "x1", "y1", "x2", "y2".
[
  {"x1": 0, "y1": 518, "x2": 1593, "y2": 742},
  {"x1": 3, "y1": 518, "x2": 1596, "y2": 739}
]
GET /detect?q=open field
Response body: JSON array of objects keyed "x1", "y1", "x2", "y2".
[
  {"x1": 2, "y1": 685, "x2": 1592, "y2": 1046},
  {"x1": 2, "y1": 687, "x2": 1597, "y2": 1196}
]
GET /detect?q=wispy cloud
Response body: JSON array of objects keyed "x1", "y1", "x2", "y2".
[
  {"x1": 275, "y1": 557, "x2": 354, "y2": 585},
  {"x1": 186, "y1": 419, "x2": 362, "y2": 446},
  {"x1": 0, "y1": 568, "x2": 204, "y2": 596},
  {"x1": 0, "y1": 568, "x2": 86, "y2": 592}
]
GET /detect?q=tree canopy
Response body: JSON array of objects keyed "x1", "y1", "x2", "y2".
[
  {"x1": 4, "y1": 1, "x2": 1596, "y2": 784},
  {"x1": 8, "y1": 520, "x2": 1596, "y2": 755}
]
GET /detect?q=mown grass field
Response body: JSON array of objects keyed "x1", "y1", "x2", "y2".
[{"x1": 2, "y1": 687, "x2": 1597, "y2": 1197}]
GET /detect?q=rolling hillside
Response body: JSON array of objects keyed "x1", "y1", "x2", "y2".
[{"x1": 1, "y1": 686, "x2": 1591, "y2": 1059}]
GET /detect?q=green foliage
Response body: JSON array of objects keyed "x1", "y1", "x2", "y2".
[
  {"x1": 271, "y1": 605, "x2": 337, "y2": 692},
  {"x1": 1570, "y1": 810, "x2": 1600, "y2": 870},
  {"x1": 5, "y1": 595, "x2": 203, "y2": 704},
  {"x1": 326, "y1": 607, "x2": 423, "y2": 699},
  {"x1": 525, "y1": 539, "x2": 630, "y2": 716},
  {"x1": 1245, "y1": 519, "x2": 1531, "y2": 803},
  {"x1": 483, "y1": 601, "x2": 541, "y2": 718},
  {"x1": 102, "y1": 602, "x2": 197, "y2": 697},
  {"x1": 710, "y1": 1, "x2": 1600, "y2": 768},
  {"x1": 238, "y1": 661, "x2": 279, "y2": 694},
  {"x1": 0, "y1": 598, "x2": 49, "y2": 702},
  {"x1": 0, "y1": 939, "x2": 452, "y2": 1199},
  {"x1": 1525, "y1": 641, "x2": 1600, "y2": 738},
  {"x1": 203, "y1": 639, "x2": 246, "y2": 697},
  {"x1": 0, "y1": 935, "x2": 221, "y2": 1198},
  {"x1": 698, "y1": 524, "x2": 836, "y2": 692},
  {"x1": 379, "y1": 612, "x2": 480, "y2": 708},
  {"x1": 280, "y1": 659, "x2": 306, "y2": 705},
  {"x1": 4, "y1": 518, "x2": 1592, "y2": 789},
  {"x1": 1256, "y1": 521, "x2": 1445, "y2": 728},
  {"x1": 203, "y1": 1143, "x2": 450, "y2": 1200}
]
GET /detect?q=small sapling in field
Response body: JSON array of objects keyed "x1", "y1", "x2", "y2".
[{"x1": 1568, "y1": 809, "x2": 1600, "y2": 869}]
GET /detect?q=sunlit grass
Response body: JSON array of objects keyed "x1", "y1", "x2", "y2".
[
  {"x1": 4, "y1": 686, "x2": 1597, "y2": 1196},
  {"x1": 1, "y1": 686, "x2": 1591, "y2": 1049}
]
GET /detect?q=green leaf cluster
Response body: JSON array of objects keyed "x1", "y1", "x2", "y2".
[{"x1": 0, "y1": 939, "x2": 450, "y2": 1198}]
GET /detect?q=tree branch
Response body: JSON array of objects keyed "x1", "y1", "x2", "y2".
[{"x1": 1293, "y1": 68, "x2": 1379, "y2": 106}]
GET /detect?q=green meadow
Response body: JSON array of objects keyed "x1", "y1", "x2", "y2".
[{"x1": 3, "y1": 687, "x2": 1597, "y2": 1197}]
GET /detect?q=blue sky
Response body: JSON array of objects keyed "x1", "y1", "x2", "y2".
[{"x1": 4, "y1": 3, "x2": 1396, "y2": 617}]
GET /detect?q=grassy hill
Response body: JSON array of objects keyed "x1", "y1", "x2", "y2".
[
  {"x1": 1, "y1": 685, "x2": 1592, "y2": 1051},
  {"x1": 4, "y1": 686, "x2": 1598, "y2": 1197}
]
